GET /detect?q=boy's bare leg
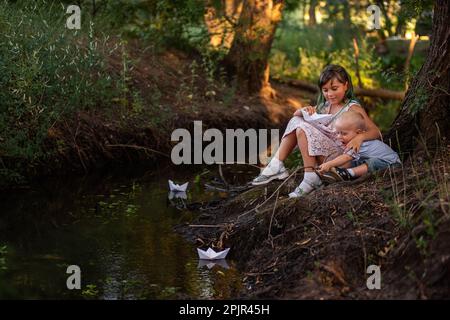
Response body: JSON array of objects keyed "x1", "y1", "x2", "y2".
[
  {"x1": 274, "y1": 132, "x2": 297, "y2": 161},
  {"x1": 296, "y1": 128, "x2": 317, "y2": 172},
  {"x1": 340, "y1": 161, "x2": 353, "y2": 168},
  {"x1": 349, "y1": 163, "x2": 369, "y2": 177}
]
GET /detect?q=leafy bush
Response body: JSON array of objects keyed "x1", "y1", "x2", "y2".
[
  {"x1": 0, "y1": 0, "x2": 116, "y2": 177},
  {"x1": 95, "y1": 0, "x2": 207, "y2": 51},
  {"x1": 270, "y1": 20, "x2": 382, "y2": 89}
]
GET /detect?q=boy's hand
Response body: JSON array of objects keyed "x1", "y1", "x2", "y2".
[
  {"x1": 318, "y1": 162, "x2": 332, "y2": 173},
  {"x1": 345, "y1": 134, "x2": 365, "y2": 153}
]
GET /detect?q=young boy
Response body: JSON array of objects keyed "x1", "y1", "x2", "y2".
[{"x1": 318, "y1": 111, "x2": 401, "y2": 181}]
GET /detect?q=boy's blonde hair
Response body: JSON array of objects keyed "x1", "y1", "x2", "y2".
[{"x1": 335, "y1": 111, "x2": 367, "y2": 131}]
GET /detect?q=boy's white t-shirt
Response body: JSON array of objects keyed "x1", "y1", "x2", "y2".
[{"x1": 346, "y1": 140, "x2": 401, "y2": 164}]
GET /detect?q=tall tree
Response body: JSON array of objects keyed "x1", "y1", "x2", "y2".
[
  {"x1": 223, "y1": 0, "x2": 285, "y2": 95},
  {"x1": 308, "y1": 0, "x2": 317, "y2": 26},
  {"x1": 204, "y1": 0, "x2": 243, "y2": 49},
  {"x1": 386, "y1": 0, "x2": 450, "y2": 155}
]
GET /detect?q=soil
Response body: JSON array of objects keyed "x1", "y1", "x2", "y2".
[{"x1": 178, "y1": 149, "x2": 450, "y2": 299}]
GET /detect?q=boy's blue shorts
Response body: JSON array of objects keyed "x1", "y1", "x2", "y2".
[{"x1": 351, "y1": 158, "x2": 401, "y2": 173}]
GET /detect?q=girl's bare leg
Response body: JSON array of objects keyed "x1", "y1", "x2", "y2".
[
  {"x1": 296, "y1": 128, "x2": 317, "y2": 172},
  {"x1": 288, "y1": 128, "x2": 322, "y2": 197},
  {"x1": 274, "y1": 132, "x2": 297, "y2": 161},
  {"x1": 316, "y1": 155, "x2": 325, "y2": 165}
]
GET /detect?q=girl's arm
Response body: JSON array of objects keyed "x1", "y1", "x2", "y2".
[
  {"x1": 346, "y1": 104, "x2": 382, "y2": 153},
  {"x1": 318, "y1": 154, "x2": 353, "y2": 173}
]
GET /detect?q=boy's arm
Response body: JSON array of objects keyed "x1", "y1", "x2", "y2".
[
  {"x1": 347, "y1": 105, "x2": 382, "y2": 152},
  {"x1": 319, "y1": 154, "x2": 353, "y2": 172}
]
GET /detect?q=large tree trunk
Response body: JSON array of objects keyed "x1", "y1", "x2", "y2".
[
  {"x1": 224, "y1": 0, "x2": 285, "y2": 95},
  {"x1": 386, "y1": 0, "x2": 450, "y2": 155},
  {"x1": 204, "y1": 0, "x2": 243, "y2": 49}
]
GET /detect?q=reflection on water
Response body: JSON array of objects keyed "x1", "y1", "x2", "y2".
[
  {"x1": 198, "y1": 259, "x2": 229, "y2": 270},
  {"x1": 0, "y1": 164, "x2": 252, "y2": 299}
]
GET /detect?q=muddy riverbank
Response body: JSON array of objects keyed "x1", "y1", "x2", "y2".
[{"x1": 178, "y1": 149, "x2": 450, "y2": 299}]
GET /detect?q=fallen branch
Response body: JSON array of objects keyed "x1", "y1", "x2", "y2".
[
  {"x1": 267, "y1": 189, "x2": 280, "y2": 246},
  {"x1": 105, "y1": 144, "x2": 170, "y2": 158},
  {"x1": 236, "y1": 165, "x2": 317, "y2": 222},
  {"x1": 279, "y1": 78, "x2": 405, "y2": 100},
  {"x1": 189, "y1": 224, "x2": 228, "y2": 228},
  {"x1": 218, "y1": 164, "x2": 229, "y2": 188}
]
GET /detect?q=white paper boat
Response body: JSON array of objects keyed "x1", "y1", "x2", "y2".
[
  {"x1": 168, "y1": 191, "x2": 187, "y2": 200},
  {"x1": 197, "y1": 247, "x2": 230, "y2": 260},
  {"x1": 198, "y1": 259, "x2": 229, "y2": 270},
  {"x1": 168, "y1": 180, "x2": 189, "y2": 192},
  {"x1": 301, "y1": 110, "x2": 332, "y2": 124}
]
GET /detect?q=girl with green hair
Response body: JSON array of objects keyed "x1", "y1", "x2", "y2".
[{"x1": 251, "y1": 64, "x2": 382, "y2": 198}]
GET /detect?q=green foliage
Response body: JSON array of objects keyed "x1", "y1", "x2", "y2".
[
  {"x1": 409, "y1": 87, "x2": 428, "y2": 116},
  {"x1": 157, "y1": 286, "x2": 179, "y2": 298},
  {"x1": 400, "y1": 0, "x2": 434, "y2": 20},
  {"x1": 0, "y1": 1, "x2": 116, "y2": 174},
  {"x1": 371, "y1": 100, "x2": 401, "y2": 133},
  {"x1": 99, "y1": 0, "x2": 207, "y2": 50},
  {"x1": 284, "y1": 149, "x2": 303, "y2": 169},
  {"x1": 378, "y1": 40, "x2": 427, "y2": 91},
  {"x1": 81, "y1": 284, "x2": 99, "y2": 298},
  {"x1": 175, "y1": 43, "x2": 230, "y2": 108},
  {"x1": 271, "y1": 21, "x2": 382, "y2": 88}
]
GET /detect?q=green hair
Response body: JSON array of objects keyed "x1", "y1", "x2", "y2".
[{"x1": 316, "y1": 64, "x2": 358, "y2": 113}]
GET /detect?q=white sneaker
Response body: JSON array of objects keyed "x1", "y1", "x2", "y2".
[
  {"x1": 251, "y1": 166, "x2": 289, "y2": 186},
  {"x1": 288, "y1": 180, "x2": 322, "y2": 198},
  {"x1": 288, "y1": 185, "x2": 308, "y2": 198}
]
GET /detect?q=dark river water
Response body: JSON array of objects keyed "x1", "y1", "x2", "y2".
[{"x1": 0, "y1": 164, "x2": 256, "y2": 299}]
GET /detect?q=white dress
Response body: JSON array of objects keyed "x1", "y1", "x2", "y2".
[{"x1": 281, "y1": 100, "x2": 359, "y2": 161}]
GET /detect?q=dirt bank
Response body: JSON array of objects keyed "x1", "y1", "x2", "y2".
[{"x1": 179, "y1": 147, "x2": 450, "y2": 299}]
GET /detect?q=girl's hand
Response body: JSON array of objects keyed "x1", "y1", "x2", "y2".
[
  {"x1": 318, "y1": 162, "x2": 332, "y2": 173},
  {"x1": 293, "y1": 106, "x2": 316, "y2": 117},
  {"x1": 303, "y1": 105, "x2": 316, "y2": 115},
  {"x1": 293, "y1": 109, "x2": 303, "y2": 116},
  {"x1": 345, "y1": 134, "x2": 365, "y2": 153}
]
